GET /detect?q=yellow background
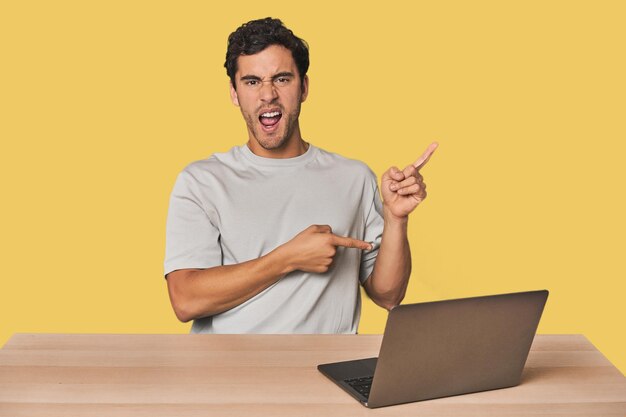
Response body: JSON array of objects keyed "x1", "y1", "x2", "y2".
[{"x1": 1, "y1": 1, "x2": 624, "y2": 373}]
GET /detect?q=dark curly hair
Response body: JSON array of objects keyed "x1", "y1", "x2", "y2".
[{"x1": 225, "y1": 17, "x2": 309, "y2": 90}]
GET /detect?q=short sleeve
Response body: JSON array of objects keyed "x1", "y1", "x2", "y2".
[
  {"x1": 359, "y1": 171, "x2": 384, "y2": 283},
  {"x1": 164, "y1": 170, "x2": 222, "y2": 277}
]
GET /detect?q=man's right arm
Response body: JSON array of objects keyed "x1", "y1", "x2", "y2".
[{"x1": 166, "y1": 225, "x2": 371, "y2": 322}]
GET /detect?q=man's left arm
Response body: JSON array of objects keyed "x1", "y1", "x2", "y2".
[{"x1": 363, "y1": 142, "x2": 438, "y2": 310}]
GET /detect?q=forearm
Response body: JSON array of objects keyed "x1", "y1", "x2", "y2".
[
  {"x1": 166, "y1": 248, "x2": 292, "y2": 322},
  {"x1": 365, "y1": 142, "x2": 436, "y2": 310},
  {"x1": 365, "y1": 207, "x2": 412, "y2": 310},
  {"x1": 166, "y1": 224, "x2": 372, "y2": 322}
]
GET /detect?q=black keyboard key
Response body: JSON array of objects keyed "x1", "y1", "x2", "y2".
[{"x1": 344, "y1": 376, "x2": 373, "y2": 399}]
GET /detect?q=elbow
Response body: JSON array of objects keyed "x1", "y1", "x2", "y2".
[
  {"x1": 364, "y1": 265, "x2": 410, "y2": 312},
  {"x1": 172, "y1": 303, "x2": 195, "y2": 323},
  {"x1": 368, "y1": 290, "x2": 405, "y2": 311},
  {"x1": 168, "y1": 289, "x2": 196, "y2": 323},
  {"x1": 378, "y1": 295, "x2": 404, "y2": 312},
  {"x1": 371, "y1": 285, "x2": 406, "y2": 311},
  {"x1": 166, "y1": 271, "x2": 202, "y2": 323}
]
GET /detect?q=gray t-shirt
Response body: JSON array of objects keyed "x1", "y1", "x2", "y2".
[{"x1": 164, "y1": 144, "x2": 384, "y2": 333}]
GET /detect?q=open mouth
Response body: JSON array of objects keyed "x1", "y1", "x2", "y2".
[{"x1": 259, "y1": 110, "x2": 282, "y2": 132}]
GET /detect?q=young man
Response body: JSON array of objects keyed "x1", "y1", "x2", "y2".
[{"x1": 164, "y1": 17, "x2": 437, "y2": 333}]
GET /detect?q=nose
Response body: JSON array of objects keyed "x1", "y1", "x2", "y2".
[{"x1": 259, "y1": 80, "x2": 278, "y2": 102}]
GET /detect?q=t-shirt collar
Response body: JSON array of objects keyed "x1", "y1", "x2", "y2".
[{"x1": 240, "y1": 142, "x2": 317, "y2": 167}]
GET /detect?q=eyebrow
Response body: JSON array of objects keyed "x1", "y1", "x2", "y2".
[{"x1": 239, "y1": 71, "x2": 295, "y2": 82}]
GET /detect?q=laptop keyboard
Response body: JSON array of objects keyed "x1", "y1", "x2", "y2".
[{"x1": 344, "y1": 376, "x2": 373, "y2": 399}]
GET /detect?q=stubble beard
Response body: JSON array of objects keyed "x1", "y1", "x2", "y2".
[{"x1": 245, "y1": 101, "x2": 302, "y2": 151}]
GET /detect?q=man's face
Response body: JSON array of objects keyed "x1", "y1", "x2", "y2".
[{"x1": 230, "y1": 44, "x2": 309, "y2": 152}]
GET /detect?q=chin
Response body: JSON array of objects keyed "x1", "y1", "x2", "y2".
[
  {"x1": 256, "y1": 133, "x2": 288, "y2": 150},
  {"x1": 260, "y1": 140, "x2": 287, "y2": 150}
]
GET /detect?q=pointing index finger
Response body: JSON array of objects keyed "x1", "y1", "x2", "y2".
[
  {"x1": 330, "y1": 234, "x2": 373, "y2": 250},
  {"x1": 413, "y1": 142, "x2": 439, "y2": 170}
]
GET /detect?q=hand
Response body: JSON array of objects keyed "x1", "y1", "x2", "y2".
[
  {"x1": 381, "y1": 142, "x2": 438, "y2": 220},
  {"x1": 278, "y1": 225, "x2": 372, "y2": 274}
]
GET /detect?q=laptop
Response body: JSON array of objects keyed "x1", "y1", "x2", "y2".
[{"x1": 318, "y1": 289, "x2": 549, "y2": 408}]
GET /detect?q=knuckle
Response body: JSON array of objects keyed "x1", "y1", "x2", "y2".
[{"x1": 313, "y1": 224, "x2": 330, "y2": 232}]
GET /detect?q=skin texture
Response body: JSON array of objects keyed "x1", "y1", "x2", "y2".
[
  {"x1": 364, "y1": 143, "x2": 437, "y2": 309},
  {"x1": 166, "y1": 43, "x2": 437, "y2": 322},
  {"x1": 230, "y1": 44, "x2": 309, "y2": 159}
]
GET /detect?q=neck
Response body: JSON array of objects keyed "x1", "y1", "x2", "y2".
[{"x1": 247, "y1": 125, "x2": 309, "y2": 159}]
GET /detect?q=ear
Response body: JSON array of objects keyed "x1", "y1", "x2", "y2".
[
  {"x1": 229, "y1": 81, "x2": 240, "y2": 107},
  {"x1": 300, "y1": 75, "x2": 309, "y2": 103}
]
